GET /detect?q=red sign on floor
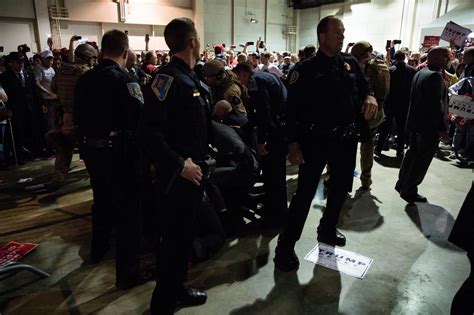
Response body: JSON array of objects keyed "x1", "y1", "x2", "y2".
[{"x1": 0, "y1": 241, "x2": 39, "y2": 267}]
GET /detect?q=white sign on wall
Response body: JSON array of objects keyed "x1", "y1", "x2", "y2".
[{"x1": 304, "y1": 243, "x2": 374, "y2": 279}]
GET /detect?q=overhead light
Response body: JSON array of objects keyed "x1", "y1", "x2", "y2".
[{"x1": 250, "y1": 18, "x2": 258, "y2": 24}]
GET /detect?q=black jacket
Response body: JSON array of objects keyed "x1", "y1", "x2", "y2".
[
  {"x1": 141, "y1": 57, "x2": 212, "y2": 180},
  {"x1": 0, "y1": 67, "x2": 36, "y2": 112},
  {"x1": 247, "y1": 71, "x2": 287, "y2": 144},
  {"x1": 285, "y1": 50, "x2": 373, "y2": 143},
  {"x1": 385, "y1": 62, "x2": 417, "y2": 114},
  {"x1": 74, "y1": 59, "x2": 142, "y2": 138},
  {"x1": 406, "y1": 67, "x2": 448, "y2": 134}
]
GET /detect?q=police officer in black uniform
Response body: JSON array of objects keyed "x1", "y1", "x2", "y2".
[
  {"x1": 274, "y1": 16, "x2": 378, "y2": 272},
  {"x1": 233, "y1": 62, "x2": 288, "y2": 225},
  {"x1": 74, "y1": 30, "x2": 144, "y2": 288},
  {"x1": 140, "y1": 18, "x2": 209, "y2": 314}
]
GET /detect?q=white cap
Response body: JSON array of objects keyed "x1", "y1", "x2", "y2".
[{"x1": 41, "y1": 50, "x2": 54, "y2": 59}]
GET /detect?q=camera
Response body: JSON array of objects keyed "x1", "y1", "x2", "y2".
[
  {"x1": 259, "y1": 41, "x2": 265, "y2": 49},
  {"x1": 18, "y1": 44, "x2": 31, "y2": 53},
  {"x1": 348, "y1": 42, "x2": 355, "y2": 47},
  {"x1": 393, "y1": 39, "x2": 402, "y2": 45},
  {"x1": 246, "y1": 41, "x2": 254, "y2": 46}
]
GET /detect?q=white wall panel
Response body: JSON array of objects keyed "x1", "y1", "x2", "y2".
[
  {"x1": 59, "y1": 21, "x2": 101, "y2": 49},
  {"x1": 0, "y1": 19, "x2": 37, "y2": 56}
]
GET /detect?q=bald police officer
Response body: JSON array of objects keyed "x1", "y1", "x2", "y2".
[
  {"x1": 141, "y1": 18, "x2": 210, "y2": 314},
  {"x1": 75, "y1": 30, "x2": 144, "y2": 288},
  {"x1": 274, "y1": 16, "x2": 378, "y2": 272}
]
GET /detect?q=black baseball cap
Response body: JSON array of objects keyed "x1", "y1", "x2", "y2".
[{"x1": 7, "y1": 52, "x2": 25, "y2": 63}]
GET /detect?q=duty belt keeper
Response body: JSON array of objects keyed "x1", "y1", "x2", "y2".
[{"x1": 82, "y1": 137, "x2": 114, "y2": 149}]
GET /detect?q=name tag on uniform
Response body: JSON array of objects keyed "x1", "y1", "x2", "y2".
[{"x1": 193, "y1": 90, "x2": 200, "y2": 97}]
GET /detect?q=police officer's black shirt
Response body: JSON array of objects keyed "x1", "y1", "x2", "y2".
[
  {"x1": 74, "y1": 59, "x2": 143, "y2": 138},
  {"x1": 285, "y1": 50, "x2": 373, "y2": 143},
  {"x1": 141, "y1": 56, "x2": 211, "y2": 177},
  {"x1": 247, "y1": 71, "x2": 287, "y2": 144}
]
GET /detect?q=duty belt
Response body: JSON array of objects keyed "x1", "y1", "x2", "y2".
[
  {"x1": 81, "y1": 137, "x2": 113, "y2": 149},
  {"x1": 81, "y1": 131, "x2": 134, "y2": 149},
  {"x1": 299, "y1": 122, "x2": 356, "y2": 139}
]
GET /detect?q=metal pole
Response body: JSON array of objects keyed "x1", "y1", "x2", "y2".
[{"x1": 0, "y1": 100, "x2": 17, "y2": 166}]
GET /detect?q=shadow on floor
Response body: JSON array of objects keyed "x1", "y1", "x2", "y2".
[
  {"x1": 374, "y1": 155, "x2": 402, "y2": 169},
  {"x1": 230, "y1": 264, "x2": 342, "y2": 315},
  {"x1": 405, "y1": 203, "x2": 462, "y2": 251},
  {"x1": 338, "y1": 187, "x2": 384, "y2": 232},
  {"x1": 452, "y1": 160, "x2": 474, "y2": 170},
  {"x1": 0, "y1": 168, "x2": 90, "y2": 211},
  {"x1": 188, "y1": 229, "x2": 280, "y2": 292}
]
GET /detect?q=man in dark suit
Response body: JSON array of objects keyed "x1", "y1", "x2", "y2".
[
  {"x1": 0, "y1": 52, "x2": 40, "y2": 164},
  {"x1": 376, "y1": 50, "x2": 417, "y2": 157},
  {"x1": 395, "y1": 47, "x2": 450, "y2": 203}
]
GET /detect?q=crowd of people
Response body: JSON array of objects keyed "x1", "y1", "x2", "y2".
[{"x1": 0, "y1": 14, "x2": 472, "y2": 315}]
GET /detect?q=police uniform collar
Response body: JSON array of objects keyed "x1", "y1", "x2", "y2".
[
  {"x1": 316, "y1": 50, "x2": 339, "y2": 62},
  {"x1": 98, "y1": 58, "x2": 121, "y2": 68},
  {"x1": 170, "y1": 56, "x2": 193, "y2": 73}
]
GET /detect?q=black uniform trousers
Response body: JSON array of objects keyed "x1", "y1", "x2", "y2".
[
  {"x1": 396, "y1": 131, "x2": 438, "y2": 196},
  {"x1": 279, "y1": 131, "x2": 357, "y2": 246},
  {"x1": 261, "y1": 135, "x2": 288, "y2": 220},
  {"x1": 82, "y1": 141, "x2": 140, "y2": 284},
  {"x1": 151, "y1": 176, "x2": 203, "y2": 315}
]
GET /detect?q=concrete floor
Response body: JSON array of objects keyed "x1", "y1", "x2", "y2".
[{"x1": 0, "y1": 145, "x2": 472, "y2": 315}]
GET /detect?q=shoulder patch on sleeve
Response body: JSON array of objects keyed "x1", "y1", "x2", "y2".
[
  {"x1": 289, "y1": 71, "x2": 299, "y2": 85},
  {"x1": 151, "y1": 74, "x2": 174, "y2": 101},
  {"x1": 127, "y1": 82, "x2": 144, "y2": 104}
]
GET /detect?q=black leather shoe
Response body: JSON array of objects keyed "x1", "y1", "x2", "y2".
[
  {"x1": 400, "y1": 193, "x2": 427, "y2": 203},
  {"x1": 317, "y1": 229, "x2": 346, "y2": 247},
  {"x1": 176, "y1": 287, "x2": 207, "y2": 308},
  {"x1": 274, "y1": 245, "x2": 299, "y2": 272}
]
